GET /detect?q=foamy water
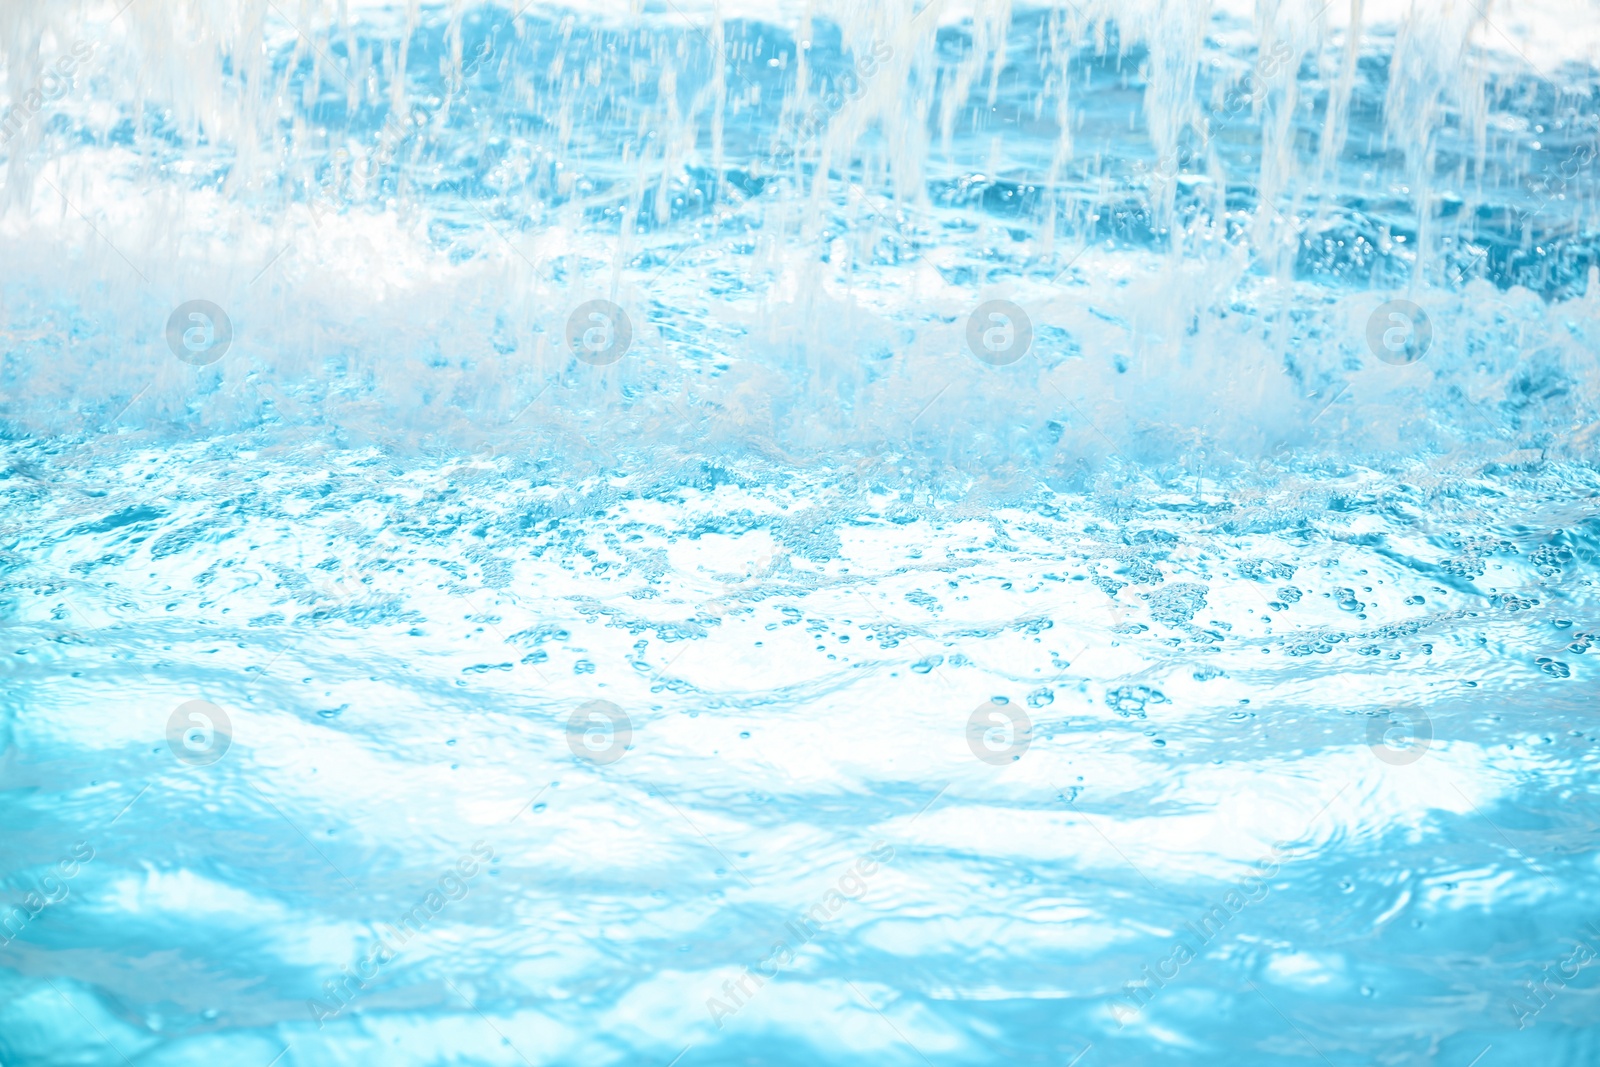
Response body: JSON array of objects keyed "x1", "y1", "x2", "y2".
[{"x1": 2, "y1": 1, "x2": 1598, "y2": 1064}]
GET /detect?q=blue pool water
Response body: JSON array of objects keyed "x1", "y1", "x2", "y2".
[{"x1": 2, "y1": 1, "x2": 1599, "y2": 1064}]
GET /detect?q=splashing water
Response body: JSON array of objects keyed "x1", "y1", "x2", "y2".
[{"x1": 1, "y1": 1, "x2": 1598, "y2": 1064}]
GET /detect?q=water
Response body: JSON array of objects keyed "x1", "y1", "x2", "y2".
[{"x1": 2, "y1": 1, "x2": 1598, "y2": 1064}]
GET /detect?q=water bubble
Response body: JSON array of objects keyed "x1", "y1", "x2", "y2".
[
  {"x1": 566, "y1": 699, "x2": 631, "y2": 765},
  {"x1": 566, "y1": 299, "x2": 632, "y2": 366},
  {"x1": 165, "y1": 300, "x2": 233, "y2": 366},
  {"x1": 1365, "y1": 299, "x2": 1431, "y2": 365},
  {"x1": 166, "y1": 699, "x2": 233, "y2": 766},
  {"x1": 965, "y1": 300, "x2": 1033, "y2": 366},
  {"x1": 966, "y1": 700, "x2": 1031, "y2": 765},
  {"x1": 1536, "y1": 657, "x2": 1571, "y2": 678},
  {"x1": 1366, "y1": 708, "x2": 1431, "y2": 766}
]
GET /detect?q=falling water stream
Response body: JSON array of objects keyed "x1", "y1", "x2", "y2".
[{"x1": 2, "y1": 0, "x2": 1599, "y2": 1064}]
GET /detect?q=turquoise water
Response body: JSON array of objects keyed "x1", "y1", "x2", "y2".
[{"x1": 2, "y1": 1, "x2": 1599, "y2": 1065}]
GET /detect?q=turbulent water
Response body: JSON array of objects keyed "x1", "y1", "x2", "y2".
[{"x1": 2, "y1": 1, "x2": 1599, "y2": 1065}]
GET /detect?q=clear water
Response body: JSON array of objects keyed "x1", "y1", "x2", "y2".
[{"x1": 2, "y1": 1, "x2": 1599, "y2": 1064}]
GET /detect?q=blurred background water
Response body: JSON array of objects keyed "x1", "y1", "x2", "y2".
[{"x1": 1, "y1": 0, "x2": 1598, "y2": 1064}]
